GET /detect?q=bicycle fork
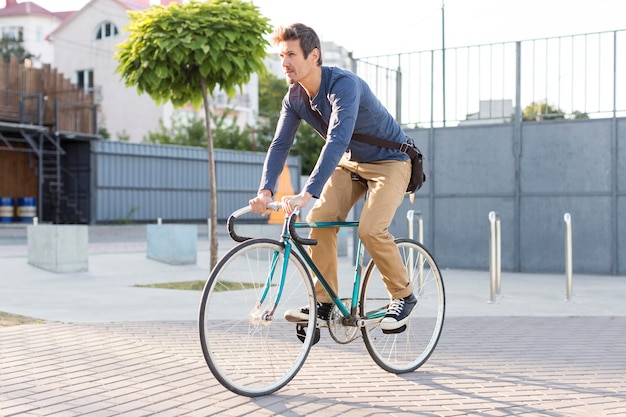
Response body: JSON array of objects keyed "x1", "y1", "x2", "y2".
[{"x1": 248, "y1": 245, "x2": 290, "y2": 325}]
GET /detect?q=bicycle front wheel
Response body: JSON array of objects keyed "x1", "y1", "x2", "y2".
[
  {"x1": 198, "y1": 238, "x2": 316, "y2": 397},
  {"x1": 360, "y1": 238, "x2": 445, "y2": 373}
]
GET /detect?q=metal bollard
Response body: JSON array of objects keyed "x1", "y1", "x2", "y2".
[
  {"x1": 564, "y1": 213, "x2": 573, "y2": 301},
  {"x1": 406, "y1": 210, "x2": 423, "y2": 244},
  {"x1": 488, "y1": 211, "x2": 501, "y2": 303},
  {"x1": 496, "y1": 215, "x2": 501, "y2": 294},
  {"x1": 407, "y1": 210, "x2": 424, "y2": 292}
]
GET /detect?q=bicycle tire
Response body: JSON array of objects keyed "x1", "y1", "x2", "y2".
[
  {"x1": 198, "y1": 238, "x2": 316, "y2": 397},
  {"x1": 360, "y1": 238, "x2": 445, "y2": 373}
]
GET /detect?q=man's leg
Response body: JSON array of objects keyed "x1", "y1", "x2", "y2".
[
  {"x1": 284, "y1": 163, "x2": 365, "y2": 323},
  {"x1": 356, "y1": 160, "x2": 413, "y2": 299},
  {"x1": 307, "y1": 164, "x2": 366, "y2": 303}
]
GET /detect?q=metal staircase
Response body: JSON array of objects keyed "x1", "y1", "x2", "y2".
[
  {"x1": 18, "y1": 129, "x2": 87, "y2": 224},
  {"x1": 40, "y1": 132, "x2": 87, "y2": 224}
]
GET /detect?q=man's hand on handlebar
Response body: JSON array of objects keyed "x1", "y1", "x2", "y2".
[
  {"x1": 249, "y1": 189, "x2": 313, "y2": 216},
  {"x1": 282, "y1": 192, "x2": 312, "y2": 216},
  {"x1": 249, "y1": 190, "x2": 273, "y2": 214}
]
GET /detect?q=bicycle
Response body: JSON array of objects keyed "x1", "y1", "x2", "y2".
[{"x1": 198, "y1": 202, "x2": 445, "y2": 397}]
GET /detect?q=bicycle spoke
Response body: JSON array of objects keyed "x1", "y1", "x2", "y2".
[
  {"x1": 361, "y1": 238, "x2": 445, "y2": 373},
  {"x1": 199, "y1": 239, "x2": 316, "y2": 397}
]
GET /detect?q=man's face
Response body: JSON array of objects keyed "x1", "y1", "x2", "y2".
[{"x1": 278, "y1": 39, "x2": 317, "y2": 85}]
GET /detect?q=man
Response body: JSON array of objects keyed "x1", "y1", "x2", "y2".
[{"x1": 249, "y1": 23, "x2": 415, "y2": 331}]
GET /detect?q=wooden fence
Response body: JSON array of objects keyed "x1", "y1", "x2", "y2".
[{"x1": 0, "y1": 58, "x2": 96, "y2": 134}]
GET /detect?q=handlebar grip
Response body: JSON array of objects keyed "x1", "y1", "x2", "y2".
[
  {"x1": 288, "y1": 211, "x2": 317, "y2": 246},
  {"x1": 226, "y1": 204, "x2": 317, "y2": 245},
  {"x1": 227, "y1": 212, "x2": 250, "y2": 243},
  {"x1": 227, "y1": 203, "x2": 283, "y2": 243}
]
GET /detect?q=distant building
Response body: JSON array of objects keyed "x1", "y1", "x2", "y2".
[{"x1": 461, "y1": 99, "x2": 514, "y2": 125}]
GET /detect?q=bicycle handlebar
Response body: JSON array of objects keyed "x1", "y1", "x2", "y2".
[
  {"x1": 287, "y1": 209, "x2": 317, "y2": 246},
  {"x1": 226, "y1": 203, "x2": 317, "y2": 246}
]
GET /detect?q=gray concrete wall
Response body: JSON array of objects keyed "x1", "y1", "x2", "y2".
[{"x1": 393, "y1": 117, "x2": 624, "y2": 275}]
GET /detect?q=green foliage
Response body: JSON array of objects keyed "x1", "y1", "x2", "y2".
[
  {"x1": 0, "y1": 34, "x2": 37, "y2": 63},
  {"x1": 144, "y1": 110, "x2": 254, "y2": 150},
  {"x1": 117, "y1": 130, "x2": 131, "y2": 141},
  {"x1": 572, "y1": 110, "x2": 590, "y2": 120},
  {"x1": 521, "y1": 101, "x2": 589, "y2": 121},
  {"x1": 211, "y1": 111, "x2": 254, "y2": 150},
  {"x1": 144, "y1": 112, "x2": 207, "y2": 146},
  {"x1": 115, "y1": 0, "x2": 272, "y2": 108},
  {"x1": 258, "y1": 71, "x2": 286, "y2": 123},
  {"x1": 522, "y1": 101, "x2": 565, "y2": 121},
  {"x1": 97, "y1": 127, "x2": 110, "y2": 140}
]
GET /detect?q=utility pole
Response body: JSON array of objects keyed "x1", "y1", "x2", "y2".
[{"x1": 441, "y1": 0, "x2": 446, "y2": 126}]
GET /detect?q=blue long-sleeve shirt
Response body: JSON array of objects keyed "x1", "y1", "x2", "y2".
[{"x1": 259, "y1": 66, "x2": 408, "y2": 198}]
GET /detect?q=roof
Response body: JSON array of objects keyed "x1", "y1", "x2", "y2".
[
  {"x1": 115, "y1": 0, "x2": 152, "y2": 11},
  {"x1": 46, "y1": 0, "x2": 152, "y2": 40},
  {"x1": 0, "y1": 1, "x2": 55, "y2": 17},
  {"x1": 53, "y1": 11, "x2": 75, "y2": 20}
]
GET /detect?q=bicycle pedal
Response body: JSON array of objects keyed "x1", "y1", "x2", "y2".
[
  {"x1": 382, "y1": 324, "x2": 407, "y2": 334},
  {"x1": 296, "y1": 324, "x2": 321, "y2": 345}
]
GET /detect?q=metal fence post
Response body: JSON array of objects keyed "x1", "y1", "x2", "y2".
[{"x1": 564, "y1": 213, "x2": 573, "y2": 301}]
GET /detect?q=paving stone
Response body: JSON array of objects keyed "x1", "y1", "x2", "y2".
[{"x1": 1, "y1": 317, "x2": 625, "y2": 416}]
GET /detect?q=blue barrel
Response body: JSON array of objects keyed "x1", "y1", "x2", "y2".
[
  {"x1": 0, "y1": 197, "x2": 14, "y2": 223},
  {"x1": 17, "y1": 197, "x2": 36, "y2": 223}
]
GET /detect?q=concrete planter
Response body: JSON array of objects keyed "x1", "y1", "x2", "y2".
[
  {"x1": 27, "y1": 225, "x2": 88, "y2": 273},
  {"x1": 147, "y1": 224, "x2": 197, "y2": 265}
]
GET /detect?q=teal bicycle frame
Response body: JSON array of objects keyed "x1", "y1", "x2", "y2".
[{"x1": 256, "y1": 206, "x2": 386, "y2": 326}]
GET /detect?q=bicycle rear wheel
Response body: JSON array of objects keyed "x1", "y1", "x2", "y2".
[
  {"x1": 198, "y1": 238, "x2": 316, "y2": 397},
  {"x1": 360, "y1": 238, "x2": 445, "y2": 373}
]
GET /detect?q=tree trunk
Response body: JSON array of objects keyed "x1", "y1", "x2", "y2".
[{"x1": 200, "y1": 76, "x2": 219, "y2": 269}]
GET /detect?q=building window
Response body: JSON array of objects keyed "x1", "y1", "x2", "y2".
[
  {"x1": 94, "y1": 22, "x2": 119, "y2": 40},
  {"x1": 2, "y1": 26, "x2": 23, "y2": 41},
  {"x1": 76, "y1": 70, "x2": 94, "y2": 93}
]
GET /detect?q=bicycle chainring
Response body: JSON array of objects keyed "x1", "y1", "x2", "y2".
[{"x1": 327, "y1": 299, "x2": 360, "y2": 344}]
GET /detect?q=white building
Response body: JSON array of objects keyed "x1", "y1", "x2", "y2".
[{"x1": 0, "y1": 0, "x2": 69, "y2": 67}]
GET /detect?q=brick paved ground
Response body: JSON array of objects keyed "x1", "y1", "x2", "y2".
[
  {"x1": 2, "y1": 225, "x2": 626, "y2": 416},
  {"x1": 2, "y1": 317, "x2": 625, "y2": 416}
]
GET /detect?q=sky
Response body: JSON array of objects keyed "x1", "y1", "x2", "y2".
[{"x1": 22, "y1": 0, "x2": 626, "y2": 58}]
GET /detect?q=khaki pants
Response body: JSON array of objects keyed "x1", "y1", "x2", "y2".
[{"x1": 306, "y1": 157, "x2": 413, "y2": 303}]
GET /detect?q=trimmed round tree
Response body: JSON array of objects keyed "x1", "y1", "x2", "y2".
[{"x1": 115, "y1": 0, "x2": 272, "y2": 267}]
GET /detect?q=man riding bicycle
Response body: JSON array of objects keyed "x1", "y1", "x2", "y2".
[{"x1": 249, "y1": 23, "x2": 416, "y2": 332}]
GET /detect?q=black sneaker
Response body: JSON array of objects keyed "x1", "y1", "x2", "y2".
[
  {"x1": 380, "y1": 294, "x2": 417, "y2": 332},
  {"x1": 284, "y1": 302, "x2": 332, "y2": 323}
]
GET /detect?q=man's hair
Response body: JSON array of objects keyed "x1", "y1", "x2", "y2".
[{"x1": 271, "y1": 23, "x2": 323, "y2": 66}]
